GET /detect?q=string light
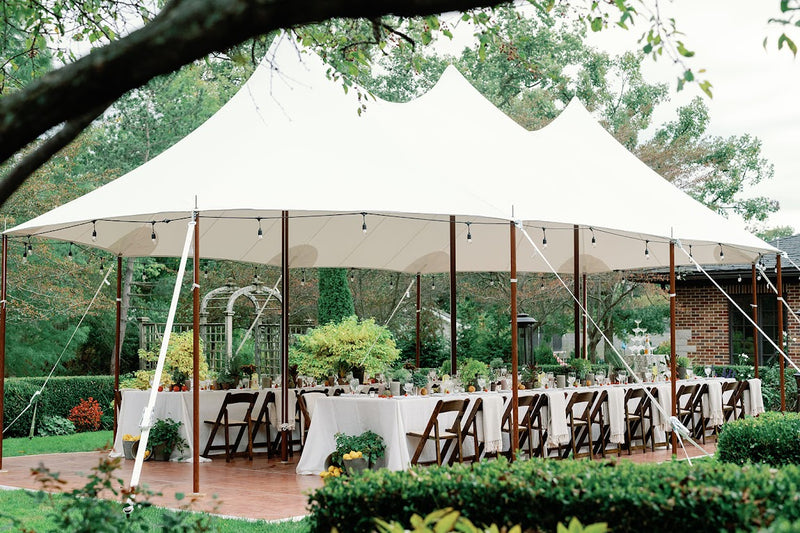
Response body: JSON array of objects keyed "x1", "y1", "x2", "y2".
[
  {"x1": 644, "y1": 240, "x2": 650, "y2": 260},
  {"x1": 99, "y1": 259, "x2": 104, "y2": 273},
  {"x1": 26, "y1": 239, "x2": 33, "y2": 257},
  {"x1": 540, "y1": 276, "x2": 545, "y2": 291},
  {"x1": 737, "y1": 274, "x2": 742, "y2": 283},
  {"x1": 203, "y1": 269, "x2": 208, "y2": 279},
  {"x1": 431, "y1": 276, "x2": 436, "y2": 291},
  {"x1": 718, "y1": 244, "x2": 724, "y2": 261},
  {"x1": 67, "y1": 242, "x2": 73, "y2": 260},
  {"x1": 150, "y1": 222, "x2": 157, "y2": 243},
  {"x1": 590, "y1": 227, "x2": 596, "y2": 247},
  {"x1": 22, "y1": 243, "x2": 28, "y2": 263},
  {"x1": 301, "y1": 269, "x2": 306, "y2": 286},
  {"x1": 466, "y1": 222, "x2": 472, "y2": 244},
  {"x1": 542, "y1": 227, "x2": 547, "y2": 248},
  {"x1": 91, "y1": 221, "x2": 97, "y2": 242},
  {"x1": 350, "y1": 269, "x2": 355, "y2": 282},
  {"x1": 257, "y1": 217, "x2": 263, "y2": 240},
  {"x1": 389, "y1": 278, "x2": 394, "y2": 289},
  {"x1": 361, "y1": 212, "x2": 367, "y2": 234}
]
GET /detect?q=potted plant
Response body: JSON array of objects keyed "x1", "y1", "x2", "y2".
[
  {"x1": 458, "y1": 358, "x2": 489, "y2": 390},
  {"x1": 569, "y1": 358, "x2": 592, "y2": 384},
  {"x1": 387, "y1": 367, "x2": 411, "y2": 397},
  {"x1": 677, "y1": 356, "x2": 692, "y2": 379},
  {"x1": 148, "y1": 418, "x2": 187, "y2": 461},
  {"x1": 411, "y1": 369, "x2": 429, "y2": 394},
  {"x1": 330, "y1": 430, "x2": 387, "y2": 471}
]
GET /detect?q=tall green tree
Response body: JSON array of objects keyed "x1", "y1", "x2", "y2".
[{"x1": 317, "y1": 268, "x2": 355, "y2": 325}]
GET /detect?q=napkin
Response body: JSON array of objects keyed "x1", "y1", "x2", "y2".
[
  {"x1": 745, "y1": 379, "x2": 765, "y2": 416},
  {"x1": 606, "y1": 388, "x2": 626, "y2": 444},
  {"x1": 705, "y1": 380, "x2": 723, "y2": 427},
  {"x1": 651, "y1": 383, "x2": 672, "y2": 432},
  {"x1": 480, "y1": 395, "x2": 503, "y2": 454},
  {"x1": 544, "y1": 390, "x2": 570, "y2": 451}
]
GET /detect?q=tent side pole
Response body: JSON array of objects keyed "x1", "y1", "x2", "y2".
[
  {"x1": 752, "y1": 264, "x2": 760, "y2": 378},
  {"x1": 0, "y1": 234, "x2": 7, "y2": 469},
  {"x1": 415, "y1": 273, "x2": 421, "y2": 369},
  {"x1": 582, "y1": 273, "x2": 587, "y2": 358},
  {"x1": 113, "y1": 255, "x2": 122, "y2": 443},
  {"x1": 281, "y1": 210, "x2": 290, "y2": 462},
  {"x1": 777, "y1": 253, "x2": 785, "y2": 411},
  {"x1": 449, "y1": 216, "x2": 457, "y2": 374},
  {"x1": 510, "y1": 222, "x2": 519, "y2": 458},
  {"x1": 669, "y1": 241, "x2": 677, "y2": 455},
  {"x1": 192, "y1": 213, "x2": 200, "y2": 494},
  {"x1": 573, "y1": 225, "x2": 581, "y2": 358}
]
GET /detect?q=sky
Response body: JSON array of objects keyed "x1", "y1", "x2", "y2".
[{"x1": 586, "y1": 0, "x2": 800, "y2": 234}]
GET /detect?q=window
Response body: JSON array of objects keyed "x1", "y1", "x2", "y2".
[{"x1": 729, "y1": 293, "x2": 783, "y2": 366}]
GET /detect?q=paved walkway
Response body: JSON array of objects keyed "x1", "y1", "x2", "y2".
[{"x1": 0, "y1": 441, "x2": 716, "y2": 522}]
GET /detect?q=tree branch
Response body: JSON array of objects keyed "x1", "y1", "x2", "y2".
[{"x1": 0, "y1": 0, "x2": 505, "y2": 207}]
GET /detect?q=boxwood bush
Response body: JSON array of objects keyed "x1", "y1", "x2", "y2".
[
  {"x1": 308, "y1": 458, "x2": 800, "y2": 533},
  {"x1": 717, "y1": 411, "x2": 800, "y2": 466},
  {"x1": 3, "y1": 376, "x2": 114, "y2": 437}
]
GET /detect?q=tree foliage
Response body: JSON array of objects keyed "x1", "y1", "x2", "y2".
[{"x1": 318, "y1": 268, "x2": 355, "y2": 325}]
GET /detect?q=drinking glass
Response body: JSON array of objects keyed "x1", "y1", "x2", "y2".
[
  {"x1": 567, "y1": 372, "x2": 576, "y2": 387},
  {"x1": 704, "y1": 366, "x2": 712, "y2": 378},
  {"x1": 403, "y1": 382, "x2": 414, "y2": 395},
  {"x1": 617, "y1": 371, "x2": 627, "y2": 385},
  {"x1": 477, "y1": 378, "x2": 486, "y2": 391}
]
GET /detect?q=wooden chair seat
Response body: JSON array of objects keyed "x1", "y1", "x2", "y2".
[
  {"x1": 202, "y1": 391, "x2": 259, "y2": 462},
  {"x1": 251, "y1": 390, "x2": 276, "y2": 458}
]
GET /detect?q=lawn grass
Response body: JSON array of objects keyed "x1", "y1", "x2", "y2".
[
  {"x1": 2, "y1": 430, "x2": 114, "y2": 457},
  {"x1": 0, "y1": 488, "x2": 311, "y2": 532}
]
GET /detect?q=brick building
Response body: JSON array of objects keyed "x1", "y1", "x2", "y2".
[{"x1": 674, "y1": 234, "x2": 800, "y2": 368}]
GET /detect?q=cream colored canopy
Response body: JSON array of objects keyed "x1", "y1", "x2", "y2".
[{"x1": 6, "y1": 34, "x2": 777, "y2": 272}]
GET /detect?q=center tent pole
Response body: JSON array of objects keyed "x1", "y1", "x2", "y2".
[
  {"x1": 752, "y1": 264, "x2": 760, "y2": 379},
  {"x1": 777, "y1": 254, "x2": 785, "y2": 411},
  {"x1": 192, "y1": 213, "x2": 201, "y2": 494},
  {"x1": 449, "y1": 216, "x2": 457, "y2": 374},
  {"x1": 669, "y1": 241, "x2": 678, "y2": 455},
  {"x1": 281, "y1": 210, "x2": 290, "y2": 462},
  {"x1": 582, "y1": 273, "x2": 587, "y2": 358},
  {"x1": 0, "y1": 234, "x2": 7, "y2": 470},
  {"x1": 415, "y1": 273, "x2": 421, "y2": 369},
  {"x1": 573, "y1": 226, "x2": 581, "y2": 358},
  {"x1": 510, "y1": 221, "x2": 519, "y2": 457},
  {"x1": 113, "y1": 256, "x2": 122, "y2": 443}
]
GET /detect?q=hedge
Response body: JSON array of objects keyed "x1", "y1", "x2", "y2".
[
  {"x1": 307, "y1": 458, "x2": 800, "y2": 532},
  {"x1": 717, "y1": 411, "x2": 800, "y2": 467},
  {"x1": 2, "y1": 376, "x2": 114, "y2": 438}
]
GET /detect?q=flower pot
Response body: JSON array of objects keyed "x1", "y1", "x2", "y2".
[
  {"x1": 123, "y1": 439, "x2": 137, "y2": 460},
  {"x1": 677, "y1": 367, "x2": 688, "y2": 379},
  {"x1": 343, "y1": 457, "x2": 368, "y2": 475},
  {"x1": 151, "y1": 444, "x2": 170, "y2": 461},
  {"x1": 368, "y1": 455, "x2": 386, "y2": 470}
]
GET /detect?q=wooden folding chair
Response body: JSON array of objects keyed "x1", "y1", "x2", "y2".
[
  {"x1": 587, "y1": 390, "x2": 621, "y2": 458},
  {"x1": 442, "y1": 397, "x2": 483, "y2": 464},
  {"x1": 497, "y1": 394, "x2": 539, "y2": 459},
  {"x1": 251, "y1": 390, "x2": 276, "y2": 458},
  {"x1": 562, "y1": 391, "x2": 597, "y2": 459},
  {"x1": 517, "y1": 393, "x2": 548, "y2": 459},
  {"x1": 676, "y1": 383, "x2": 706, "y2": 442},
  {"x1": 296, "y1": 389, "x2": 327, "y2": 450},
  {"x1": 720, "y1": 381, "x2": 742, "y2": 423},
  {"x1": 202, "y1": 391, "x2": 259, "y2": 462},
  {"x1": 624, "y1": 388, "x2": 653, "y2": 454},
  {"x1": 407, "y1": 398, "x2": 470, "y2": 466}
]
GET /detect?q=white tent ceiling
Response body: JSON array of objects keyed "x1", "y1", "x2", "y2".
[{"x1": 5, "y1": 33, "x2": 777, "y2": 273}]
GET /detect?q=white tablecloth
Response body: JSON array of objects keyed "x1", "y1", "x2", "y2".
[{"x1": 296, "y1": 392, "x2": 503, "y2": 475}]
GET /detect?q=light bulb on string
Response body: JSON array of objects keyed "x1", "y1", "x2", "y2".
[
  {"x1": 257, "y1": 217, "x2": 263, "y2": 240},
  {"x1": 431, "y1": 276, "x2": 436, "y2": 291},
  {"x1": 67, "y1": 242, "x2": 73, "y2": 261},
  {"x1": 150, "y1": 222, "x2": 157, "y2": 243},
  {"x1": 737, "y1": 274, "x2": 742, "y2": 283},
  {"x1": 361, "y1": 212, "x2": 367, "y2": 234},
  {"x1": 542, "y1": 227, "x2": 547, "y2": 248},
  {"x1": 590, "y1": 227, "x2": 596, "y2": 247},
  {"x1": 466, "y1": 222, "x2": 472, "y2": 244},
  {"x1": 27, "y1": 240, "x2": 33, "y2": 257},
  {"x1": 718, "y1": 244, "x2": 724, "y2": 261},
  {"x1": 301, "y1": 269, "x2": 306, "y2": 286},
  {"x1": 22, "y1": 245, "x2": 28, "y2": 263},
  {"x1": 203, "y1": 269, "x2": 208, "y2": 279},
  {"x1": 644, "y1": 240, "x2": 650, "y2": 260},
  {"x1": 99, "y1": 259, "x2": 104, "y2": 273},
  {"x1": 389, "y1": 278, "x2": 394, "y2": 289},
  {"x1": 349, "y1": 269, "x2": 354, "y2": 282},
  {"x1": 91, "y1": 221, "x2": 97, "y2": 242},
  {"x1": 540, "y1": 276, "x2": 545, "y2": 291}
]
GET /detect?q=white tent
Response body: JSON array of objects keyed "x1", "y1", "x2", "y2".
[{"x1": 5, "y1": 33, "x2": 777, "y2": 269}]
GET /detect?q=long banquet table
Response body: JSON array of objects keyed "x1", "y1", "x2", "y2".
[
  {"x1": 295, "y1": 377, "x2": 765, "y2": 475},
  {"x1": 111, "y1": 386, "x2": 341, "y2": 461}
]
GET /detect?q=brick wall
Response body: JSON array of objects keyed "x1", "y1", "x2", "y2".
[{"x1": 676, "y1": 282, "x2": 800, "y2": 367}]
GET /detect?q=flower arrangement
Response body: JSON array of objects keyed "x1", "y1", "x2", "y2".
[
  {"x1": 122, "y1": 434, "x2": 141, "y2": 442},
  {"x1": 68, "y1": 397, "x2": 103, "y2": 432}
]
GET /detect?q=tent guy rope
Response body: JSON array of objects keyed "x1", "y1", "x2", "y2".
[{"x1": 2, "y1": 262, "x2": 115, "y2": 435}]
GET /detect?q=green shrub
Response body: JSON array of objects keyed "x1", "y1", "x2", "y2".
[
  {"x1": 762, "y1": 518, "x2": 800, "y2": 532},
  {"x1": 760, "y1": 365, "x2": 798, "y2": 412},
  {"x1": 717, "y1": 411, "x2": 800, "y2": 466},
  {"x1": 3, "y1": 376, "x2": 114, "y2": 437},
  {"x1": 307, "y1": 458, "x2": 800, "y2": 533},
  {"x1": 37, "y1": 415, "x2": 76, "y2": 437}
]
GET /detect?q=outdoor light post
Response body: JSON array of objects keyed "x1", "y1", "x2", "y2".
[{"x1": 516, "y1": 313, "x2": 538, "y2": 366}]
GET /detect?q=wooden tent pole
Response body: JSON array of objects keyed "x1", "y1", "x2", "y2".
[
  {"x1": 281, "y1": 210, "x2": 290, "y2": 462},
  {"x1": 415, "y1": 273, "x2": 421, "y2": 368},
  {"x1": 777, "y1": 254, "x2": 785, "y2": 411},
  {"x1": 449, "y1": 216, "x2": 457, "y2": 374},
  {"x1": 573, "y1": 226, "x2": 581, "y2": 358},
  {"x1": 669, "y1": 241, "x2": 678, "y2": 455},
  {"x1": 192, "y1": 213, "x2": 201, "y2": 494},
  {"x1": 0, "y1": 235, "x2": 7, "y2": 469},
  {"x1": 752, "y1": 263, "x2": 760, "y2": 379},
  {"x1": 510, "y1": 221, "x2": 519, "y2": 458}
]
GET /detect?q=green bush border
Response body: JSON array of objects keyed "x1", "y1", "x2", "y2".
[
  {"x1": 3, "y1": 376, "x2": 114, "y2": 438},
  {"x1": 718, "y1": 411, "x2": 800, "y2": 466},
  {"x1": 308, "y1": 458, "x2": 800, "y2": 532}
]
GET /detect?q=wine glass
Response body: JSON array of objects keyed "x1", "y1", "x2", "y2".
[
  {"x1": 403, "y1": 382, "x2": 414, "y2": 396},
  {"x1": 704, "y1": 365, "x2": 712, "y2": 378},
  {"x1": 617, "y1": 370, "x2": 627, "y2": 385},
  {"x1": 477, "y1": 378, "x2": 486, "y2": 391},
  {"x1": 349, "y1": 378, "x2": 360, "y2": 394},
  {"x1": 567, "y1": 372, "x2": 576, "y2": 387}
]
